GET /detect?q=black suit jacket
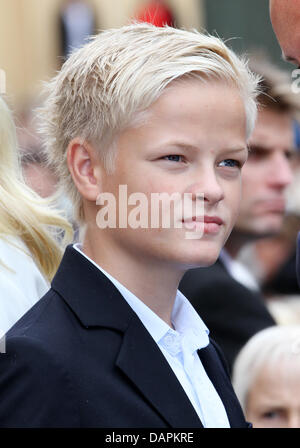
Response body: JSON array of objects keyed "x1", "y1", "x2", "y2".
[
  {"x1": 179, "y1": 259, "x2": 276, "y2": 374},
  {"x1": 0, "y1": 246, "x2": 249, "y2": 428}
]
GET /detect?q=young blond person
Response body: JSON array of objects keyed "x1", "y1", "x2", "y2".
[
  {"x1": 0, "y1": 24, "x2": 259, "y2": 428},
  {"x1": 0, "y1": 96, "x2": 72, "y2": 335}
]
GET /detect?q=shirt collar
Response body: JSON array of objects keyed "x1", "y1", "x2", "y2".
[
  {"x1": 220, "y1": 249, "x2": 259, "y2": 291},
  {"x1": 73, "y1": 243, "x2": 209, "y2": 352},
  {"x1": 171, "y1": 290, "x2": 210, "y2": 353}
]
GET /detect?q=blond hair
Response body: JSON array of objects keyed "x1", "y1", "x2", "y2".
[
  {"x1": 39, "y1": 22, "x2": 260, "y2": 224},
  {"x1": 0, "y1": 96, "x2": 73, "y2": 282}
]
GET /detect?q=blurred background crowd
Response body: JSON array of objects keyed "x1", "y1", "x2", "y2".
[{"x1": 1, "y1": 0, "x2": 300, "y2": 428}]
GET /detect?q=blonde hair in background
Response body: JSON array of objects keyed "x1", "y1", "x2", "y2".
[
  {"x1": 232, "y1": 325, "x2": 300, "y2": 413},
  {"x1": 39, "y1": 22, "x2": 260, "y2": 225},
  {"x1": 0, "y1": 96, "x2": 73, "y2": 282}
]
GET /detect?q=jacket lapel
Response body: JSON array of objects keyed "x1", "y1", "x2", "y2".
[
  {"x1": 198, "y1": 342, "x2": 247, "y2": 428},
  {"x1": 116, "y1": 317, "x2": 203, "y2": 428}
]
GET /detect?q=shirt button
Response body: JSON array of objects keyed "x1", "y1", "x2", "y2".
[
  {"x1": 164, "y1": 334, "x2": 175, "y2": 346},
  {"x1": 162, "y1": 332, "x2": 182, "y2": 356}
]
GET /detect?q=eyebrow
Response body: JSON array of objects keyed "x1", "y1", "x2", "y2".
[
  {"x1": 248, "y1": 143, "x2": 296, "y2": 155},
  {"x1": 248, "y1": 143, "x2": 270, "y2": 152},
  {"x1": 155, "y1": 142, "x2": 248, "y2": 153}
]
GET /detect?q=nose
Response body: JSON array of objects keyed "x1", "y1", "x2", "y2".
[
  {"x1": 267, "y1": 151, "x2": 293, "y2": 190},
  {"x1": 187, "y1": 169, "x2": 225, "y2": 206}
]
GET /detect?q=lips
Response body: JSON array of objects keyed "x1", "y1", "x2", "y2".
[
  {"x1": 203, "y1": 216, "x2": 224, "y2": 225},
  {"x1": 256, "y1": 199, "x2": 286, "y2": 213},
  {"x1": 183, "y1": 215, "x2": 224, "y2": 234},
  {"x1": 183, "y1": 216, "x2": 224, "y2": 225}
]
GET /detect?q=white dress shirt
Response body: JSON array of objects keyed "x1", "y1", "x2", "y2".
[
  {"x1": 0, "y1": 236, "x2": 49, "y2": 336},
  {"x1": 220, "y1": 249, "x2": 259, "y2": 292},
  {"x1": 73, "y1": 244, "x2": 230, "y2": 428}
]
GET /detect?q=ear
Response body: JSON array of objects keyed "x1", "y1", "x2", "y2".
[{"x1": 67, "y1": 138, "x2": 101, "y2": 201}]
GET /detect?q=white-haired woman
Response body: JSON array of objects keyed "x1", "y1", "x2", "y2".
[
  {"x1": 0, "y1": 96, "x2": 72, "y2": 335},
  {"x1": 232, "y1": 325, "x2": 300, "y2": 428}
]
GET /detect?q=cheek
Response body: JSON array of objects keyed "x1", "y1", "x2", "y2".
[
  {"x1": 241, "y1": 163, "x2": 264, "y2": 190},
  {"x1": 224, "y1": 180, "x2": 242, "y2": 219},
  {"x1": 139, "y1": 174, "x2": 179, "y2": 196}
]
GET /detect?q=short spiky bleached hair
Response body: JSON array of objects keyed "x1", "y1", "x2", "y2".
[{"x1": 40, "y1": 23, "x2": 260, "y2": 224}]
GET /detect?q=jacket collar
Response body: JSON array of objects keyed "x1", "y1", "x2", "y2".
[{"x1": 51, "y1": 245, "x2": 134, "y2": 330}]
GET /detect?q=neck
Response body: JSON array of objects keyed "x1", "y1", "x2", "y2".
[
  {"x1": 225, "y1": 229, "x2": 254, "y2": 258},
  {"x1": 81, "y1": 228, "x2": 183, "y2": 327}
]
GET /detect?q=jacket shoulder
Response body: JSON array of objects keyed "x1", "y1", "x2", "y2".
[{"x1": 0, "y1": 332, "x2": 79, "y2": 427}]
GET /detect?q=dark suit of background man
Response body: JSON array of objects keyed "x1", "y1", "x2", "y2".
[
  {"x1": 181, "y1": 58, "x2": 299, "y2": 372},
  {"x1": 0, "y1": 24, "x2": 256, "y2": 427}
]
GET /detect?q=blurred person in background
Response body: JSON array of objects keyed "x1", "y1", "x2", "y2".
[
  {"x1": 16, "y1": 103, "x2": 58, "y2": 198},
  {"x1": 238, "y1": 152, "x2": 300, "y2": 300},
  {"x1": 232, "y1": 326, "x2": 300, "y2": 428},
  {"x1": 270, "y1": 0, "x2": 300, "y2": 289},
  {"x1": 16, "y1": 102, "x2": 76, "y2": 233},
  {"x1": 21, "y1": 151, "x2": 58, "y2": 199},
  {"x1": 267, "y1": 296, "x2": 300, "y2": 325},
  {"x1": 0, "y1": 96, "x2": 72, "y2": 335},
  {"x1": 135, "y1": 0, "x2": 175, "y2": 27},
  {"x1": 59, "y1": 0, "x2": 96, "y2": 60},
  {"x1": 180, "y1": 59, "x2": 297, "y2": 373}
]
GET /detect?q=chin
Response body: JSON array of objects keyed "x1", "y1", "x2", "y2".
[
  {"x1": 197, "y1": 254, "x2": 220, "y2": 268},
  {"x1": 237, "y1": 216, "x2": 284, "y2": 239},
  {"x1": 178, "y1": 241, "x2": 222, "y2": 269},
  {"x1": 250, "y1": 223, "x2": 283, "y2": 238}
]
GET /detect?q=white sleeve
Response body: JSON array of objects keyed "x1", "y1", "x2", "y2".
[{"x1": 0, "y1": 237, "x2": 49, "y2": 335}]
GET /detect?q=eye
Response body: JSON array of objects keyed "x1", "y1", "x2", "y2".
[
  {"x1": 285, "y1": 149, "x2": 294, "y2": 160},
  {"x1": 261, "y1": 410, "x2": 283, "y2": 420},
  {"x1": 218, "y1": 159, "x2": 241, "y2": 168},
  {"x1": 263, "y1": 411, "x2": 278, "y2": 419},
  {"x1": 163, "y1": 155, "x2": 184, "y2": 163},
  {"x1": 248, "y1": 146, "x2": 269, "y2": 161}
]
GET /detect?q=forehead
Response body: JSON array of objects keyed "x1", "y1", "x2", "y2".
[
  {"x1": 248, "y1": 107, "x2": 293, "y2": 149},
  {"x1": 115, "y1": 78, "x2": 247, "y2": 161},
  {"x1": 256, "y1": 359, "x2": 300, "y2": 394},
  {"x1": 139, "y1": 78, "x2": 245, "y2": 135}
]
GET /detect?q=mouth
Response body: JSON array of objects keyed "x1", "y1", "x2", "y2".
[
  {"x1": 183, "y1": 215, "x2": 224, "y2": 234},
  {"x1": 257, "y1": 198, "x2": 286, "y2": 213}
]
